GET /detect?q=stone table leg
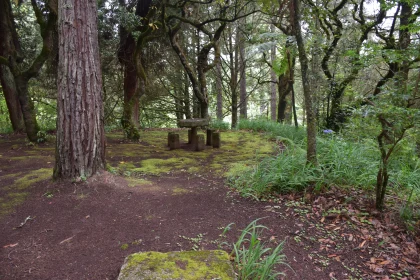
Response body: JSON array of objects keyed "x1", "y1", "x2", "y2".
[{"x1": 191, "y1": 127, "x2": 198, "y2": 146}]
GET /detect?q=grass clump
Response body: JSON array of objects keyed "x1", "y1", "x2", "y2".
[
  {"x1": 228, "y1": 147, "x2": 320, "y2": 198},
  {"x1": 225, "y1": 219, "x2": 286, "y2": 280},
  {"x1": 238, "y1": 118, "x2": 306, "y2": 145}
]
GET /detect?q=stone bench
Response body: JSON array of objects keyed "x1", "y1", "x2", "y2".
[{"x1": 118, "y1": 250, "x2": 236, "y2": 280}]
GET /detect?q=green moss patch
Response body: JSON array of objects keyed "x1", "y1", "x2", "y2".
[
  {"x1": 0, "y1": 168, "x2": 52, "y2": 218},
  {"x1": 172, "y1": 187, "x2": 189, "y2": 195},
  {"x1": 118, "y1": 250, "x2": 236, "y2": 280},
  {"x1": 13, "y1": 168, "x2": 52, "y2": 190},
  {"x1": 132, "y1": 158, "x2": 195, "y2": 175},
  {"x1": 106, "y1": 130, "x2": 275, "y2": 178}
]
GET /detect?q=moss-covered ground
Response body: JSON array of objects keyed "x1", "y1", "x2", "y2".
[{"x1": 106, "y1": 129, "x2": 274, "y2": 180}]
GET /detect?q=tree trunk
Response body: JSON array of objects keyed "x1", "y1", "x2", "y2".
[
  {"x1": 183, "y1": 72, "x2": 191, "y2": 119},
  {"x1": 238, "y1": 21, "x2": 247, "y2": 120},
  {"x1": 277, "y1": 72, "x2": 294, "y2": 123},
  {"x1": 216, "y1": 54, "x2": 223, "y2": 120},
  {"x1": 293, "y1": 0, "x2": 317, "y2": 165},
  {"x1": 229, "y1": 29, "x2": 238, "y2": 128},
  {"x1": 0, "y1": 0, "x2": 40, "y2": 141},
  {"x1": 0, "y1": 65, "x2": 24, "y2": 132},
  {"x1": 270, "y1": 24, "x2": 277, "y2": 121},
  {"x1": 15, "y1": 76, "x2": 39, "y2": 141},
  {"x1": 118, "y1": 18, "x2": 140, "y2": 140},
  {"x1": 55, "y1": 0, "x2": 105, "y2": 180}
]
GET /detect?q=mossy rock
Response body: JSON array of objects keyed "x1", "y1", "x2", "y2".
[{"x1": 118, "y1": 250, "x2": 236, "y2": 280}]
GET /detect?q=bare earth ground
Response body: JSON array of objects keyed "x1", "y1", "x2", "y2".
[{"x1": 0, "y1": 129, "x2": 419, "y2": 280}]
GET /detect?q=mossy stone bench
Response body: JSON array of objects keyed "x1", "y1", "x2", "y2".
[{"x1": 118, "y1": 250, "x2": 236, "y2": 280}]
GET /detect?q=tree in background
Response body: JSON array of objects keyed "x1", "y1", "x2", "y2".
[
  {"x1": 292, "y1": 0, "x2": 317, "y2": 165},
  {"x1": 54, "y1": 0, "x2": 105, "y2": 180},
  {"x1": 0, "y1": 0, "x2": 57, "y2": 141}
]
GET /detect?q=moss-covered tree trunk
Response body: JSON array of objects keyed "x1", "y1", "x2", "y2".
[{"x1": 55, "y1": 0, "x2": 105, "y2": 180}]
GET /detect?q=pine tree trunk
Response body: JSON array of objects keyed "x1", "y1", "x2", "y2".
[{"x1": 55, "y1": 0, "x2": 105, "y2": 180}]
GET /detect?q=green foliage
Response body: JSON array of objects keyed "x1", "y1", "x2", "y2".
[
  {"x1": 227, "y1": 219, "x2": 286, "y2": 280},
  {"x1": 0, "y1": 96, "x2": 13, "y2": 133},
  {"x1": 228, "y1": 147, "x2": 320, "y2": 198},
  {"x1": 209, "y1": 119, "x2": 230, "y2": 130},
  {"x1": 237, "y1": 118, "x2": 306, "y2": 144},
  {"x1": 230, "y1": 120, "x2": 420, "y2": 201},
  {"x1": 317, "y1": 137, "x2": 379, "y2": 188},
  {"x1": 35, "y1": 100, "x2": 56, "y2": 131}
]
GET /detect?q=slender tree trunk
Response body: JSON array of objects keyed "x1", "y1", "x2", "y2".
[
  {"x1": 0, "y1": 65, "x2": 24, "y2": 132},
  {"x1": 229, "y1": 30, "x2": 238, "y2": 128},
  {"x1": 238, "y1": 21, "x2": 247, "y2": 119},
  {"x1": 183, "y1": 72, "x2": 191, "y2": 119},
  {"x1": 216, "y1": 55, "x2": 223, "y2": 120},
  {"x1": 55, "y1": 0, "x2": 105, "y2": 180},
  {"x1": 270, "y1": 24, "x2": 277, "y2": 121},
  {"x1": 293, "y1": 0, "x2": 317, "y2": 165}
]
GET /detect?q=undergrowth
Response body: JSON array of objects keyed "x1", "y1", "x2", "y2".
[
  {"x1": 238, "y1": 118, "x2": 306, "y2": 145},
  {"x1": 223, "y1": 219, "x2": 286, "y2": 280},
  {"x1": 229, "y1": 120, "x2": 420, "y2": 208},
  {"x1": 210, "y1": 119, "x2": 230, "y2": 130}
]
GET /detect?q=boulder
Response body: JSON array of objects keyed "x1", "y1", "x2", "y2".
[{"x1": 118, "y1": 250, "x2": 236, "y2": 280}]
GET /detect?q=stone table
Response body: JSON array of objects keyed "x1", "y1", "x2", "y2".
[{"x1": 177, "y1": 118, "x2": 209, "y2": 145}]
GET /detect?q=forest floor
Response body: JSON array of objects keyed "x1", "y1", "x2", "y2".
[{"x1": 0, "y1": 129, "x2": 419, "y2": 280}]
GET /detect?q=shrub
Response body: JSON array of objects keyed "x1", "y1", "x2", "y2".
[{"x1": 226, "y1": 219, "x2": 286, "y2": 280}]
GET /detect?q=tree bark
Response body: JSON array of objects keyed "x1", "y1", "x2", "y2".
[
  {"x1": 293, "y1": 0, "x2": 317, "y2": 165},
  {"x1": 238, "y1": 21, "x2": 247, "y2": 119},
  {"x1": 183, "y1": 72, "x2": 191, "y2": 119},
  {"x1": 216, "y1": 53, "x2": 223, "y2": 120},
  {"x1": 0, "y1": 0, "x2": 58, "y2": 142},
  {"x1": 0, "y1": 0, "x2": 38, "y2": 140},
  {"x1": 118, "y1": 30, "x2": 140, "y2": 140},
  {"x1": 0, "y1": 65, "x2": 24, "y2": 132},
  {"x1": 270, "y1": 24, "x2": 277, "y2": 121},
  {"x1": 228, "y1": 27, "x2": 238, "y2": 128},
  {"x1": 55, "y1": 0, "x2": 105, "y2": 179}
]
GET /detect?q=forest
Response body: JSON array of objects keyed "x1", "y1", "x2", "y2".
[{"x1": 0, "y1": 0, "x2": 420, "y2": 279}]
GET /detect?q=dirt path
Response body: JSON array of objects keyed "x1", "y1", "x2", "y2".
[{"x1": 0, "y1": 131, "x2": 418, "y2": 279}]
